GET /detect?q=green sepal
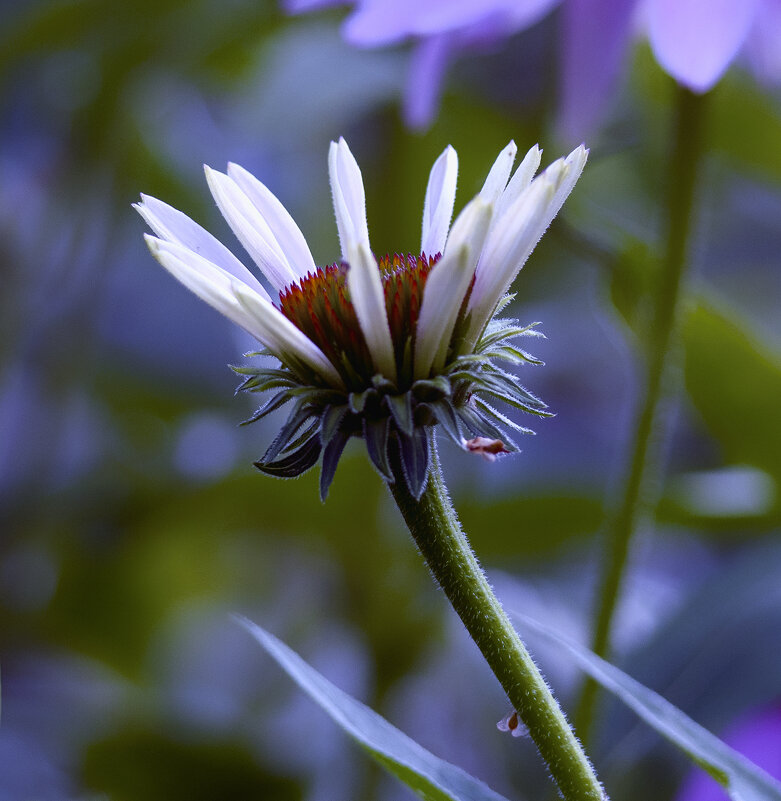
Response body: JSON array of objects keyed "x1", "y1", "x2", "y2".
[
  {"x1": 349, "y1": 387, "x2": 377, "y2": 414},
  {"x1": 363, "y1": 417, "x2": 393, "y2": 481},
  {"x1": 492, "y1": 292, "x2": 516, "y2": 316},
  {"x1": 457, "y1": 406, "x2": 519, "y2": 452},
  {"x1": 278, "y1": 419, "x2": 321, "y2": 457},
  {"x1": 236, "y1": 375, "x2": 298, "y2": 395},
  {"x1": 411, "y1": 376, "x2": 451, "y2": 402},
  {"x1": 396, "y1": 428, "x2": 429, "y2": 499},
  {"x1": 473, "y1": 398, "x2": 535, "y2": 435},
  {"x1": 446, "y1": 354, "x2": 490, "y2": 372},
  {"x1": 320, "y1": 404, "x2": 349, "y2": 447},
  {"x1": 386, "y1": 392, "x2": 414, "y2": 436},
  {"x1": 254, "y1": 435, "x2": 322, "y2": 478},
  {"x1": 476, "y1": 321, "x2": 543, "y2": 352},
  {"x1": 320, "y1": 430, "x2": 351, "y2": 501},
  {"x1": 261, "y1": 402, "x2": 317, "y2": 463},
  {"x1": 429, "y1": 400, "x2": 464, "y2": 445},
  {"x1": 371, "y1": 374, "x2": 396, "y2": 393},
  {"x1": 240, "y1": 389, "x2": 295, "y2": 426},
  {"x1": 479, "y1": 345, "x2": 544, "y2": 366},
  {"x1": 482, "y1": 368, "x2": 547, "y2": 406}
]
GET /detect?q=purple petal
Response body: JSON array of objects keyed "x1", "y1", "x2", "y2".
[
  {"x1": 284, "y1": 0, "x2": 346, "y2": 12},
  {"x1": 403, "y1": 34, "x2": 455, "y2": 130},
  {"x1": 745, "y1": 0, "x2": 781, "y2": 86},
  {"x1": 676, "y1": 705, "x2": 781, "y2": 801},
  {"x1": 504, "y1": 0, "x2": 563, "y2": 30},
  {"x1": 343, "y1": 0, "x2": 559, "y2": 46},
  {"x1": 647, "y1": 0, "x2": 759, "y2": 92},
  {"x1": 344, "y1": 0, "x2": 467, "y2": 46},
  {"x1": 556, "y1": 0, "x2": 637, "y2": 142}
]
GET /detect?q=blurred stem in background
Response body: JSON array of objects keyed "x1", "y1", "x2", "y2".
[
  {"x1": 575, "y1": 84, "x2": 709, "y2": 741},
  {"x1": 390, "y1": 433, "x2": 607, "y2": 801}
]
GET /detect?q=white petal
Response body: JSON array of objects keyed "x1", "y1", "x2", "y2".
[
  {"x1": 146, "y1": 236, "x2": 343, "y2": 387},
  {"x1": 226, "y1": 162, "x2": 316, "y2": 281},
  {"x1": 146, "y1": 234, "x2": 259, "y2": 335},
  {"x1": 415, "y1": 197, "x2": 492, "y2": 378},
  {"x1": 549, "y1": 144, "x2": 588, "y2": 220},
  {"x1": 134, "y1": 195, "x2": 271, "y2": 302},
  {"x1": 345, "y1": 241, "x2": 397, "y2": 382},
  {"x1": 479, "y1": 141, "x2": 517, "y2": 205},
  {"x1": 494, "y1": 144, "x2": 542, "y2": 223},
  {"x1": 233, "y1": 284, "x2": 344, "y2": 387},
  {"x1": 205, "y1": 165, "x2": 299, "y2": 291},
  {"x1": 329, "y1": 137, "x2": 370, "y2": 262},
  {"x1": 421, "y1": 145, "x2": 458, "y2": 257},
  {"x1": 466, "y1": 145, "x2": 588, "y2": 345}
]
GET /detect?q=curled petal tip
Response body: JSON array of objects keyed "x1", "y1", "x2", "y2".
[{"x1": 143, "y1": 233, "x2": 162, "y2": 253}]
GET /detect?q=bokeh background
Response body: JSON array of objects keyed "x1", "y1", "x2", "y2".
[{"x1": 1, "y1": 1, "x2": 781, "y2": 799}]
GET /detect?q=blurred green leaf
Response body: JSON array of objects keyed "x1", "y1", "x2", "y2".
[
  {"x1": 607, "y1": 238, "x2": 781, "y2": 524},
  {"x1": 683, "y1": 299, "x2": 781, "y2": 493},
  {"x1": 0, "y1": 0, "x2": 97, "y2": 68},
  {"x1": 239, "y1": 617, "x2": 512, "y2": 801},
  {"x1": 710, "y1": 79, "x2": 781, "y2": 183},
  {"x1": 84, "y1": 729, "x2": 301, "y2": 801},
  {"x1": 457, "y1": 493, "x2": 602, "y2": 558},
  {"x1": 609, "y1": 240, "x2": 659, "y2": 344},
  {"x1": 515, "y1": 613, "x2": 781, "y2": 801}
]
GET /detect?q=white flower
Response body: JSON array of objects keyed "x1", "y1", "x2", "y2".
[{"x1": 135, "y1": 138, "x2": 587, "y2": 498}]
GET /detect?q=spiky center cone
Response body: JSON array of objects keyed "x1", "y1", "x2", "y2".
[{"x1": 278, "y1": 252, "x2": 439, "y2": 391}]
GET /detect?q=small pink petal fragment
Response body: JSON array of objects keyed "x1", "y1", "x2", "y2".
[
  {"x1": 465, "y1": 436, "x2": 510, "y2": 462},
  {"x1": 497, "y1": 710, "x2": 528, "y2": 738}
]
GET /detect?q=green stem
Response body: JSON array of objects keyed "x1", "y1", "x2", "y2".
[
  {"x1": 389, "y1": 434, "x2": 606, "y2": 801},
  {"x1": 574, "y1": 85, "x2": 709, "y2": 740}
]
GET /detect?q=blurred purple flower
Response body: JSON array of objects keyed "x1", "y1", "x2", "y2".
[
  {"x1": 287, "y1": 0, "x2": 781, "y2": 138},
  {"x1": 559, "y1": 0, "x2": 781, "y2": 138},
  {"x1": 676, "y1": 704, "x2": 781, "y2": 801},
  {"x1": 284, "y1": 0, "x2": 562, "y2": 129}
]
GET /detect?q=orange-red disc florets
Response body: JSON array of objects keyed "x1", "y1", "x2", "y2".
[{"x1": 278, "y1": 252, "x2": 440, "y2": 388}]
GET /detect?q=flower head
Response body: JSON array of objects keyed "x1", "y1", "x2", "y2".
[
  {"x1": 286, "y1": 0, "x2": 561, "y2": 129},
  {"x1": 136, "y1": 138, "x2": 587, "y2": 499}
]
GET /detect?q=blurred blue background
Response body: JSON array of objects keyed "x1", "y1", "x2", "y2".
[{"x1": 1, "y1": 1, "x2": 781, "y2": 799}]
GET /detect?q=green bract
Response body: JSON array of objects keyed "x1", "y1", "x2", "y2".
[{"x1": 237, "y1": 315, "x2": 549, "y2": 499}]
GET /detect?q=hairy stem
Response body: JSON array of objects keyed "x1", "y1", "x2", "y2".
[
  {"x1": 575, "y1": 85, "x2": 709, "y2": 740},
  {"x1": 389, "y1": 434, "x2": 606, "y2": 801}
]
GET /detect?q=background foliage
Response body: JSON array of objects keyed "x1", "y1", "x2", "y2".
[{"x1": 1, "y1": 1, "x2": 780, "y2": 799}]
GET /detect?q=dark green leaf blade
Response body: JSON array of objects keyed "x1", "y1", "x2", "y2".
[
  {"x1": 237, "y1": 617, "x2": 512, "y2": 801},
  {"x1": 514, "y1": 613, "x2": 781, "y2": 801}
]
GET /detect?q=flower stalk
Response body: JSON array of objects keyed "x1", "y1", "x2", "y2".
[
  {"x1": 575, "y1": 85, "x2": 709, "y2": 740},
  {"x1": 389, "y1": 432, "x2": 606, "y2": 801}
]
